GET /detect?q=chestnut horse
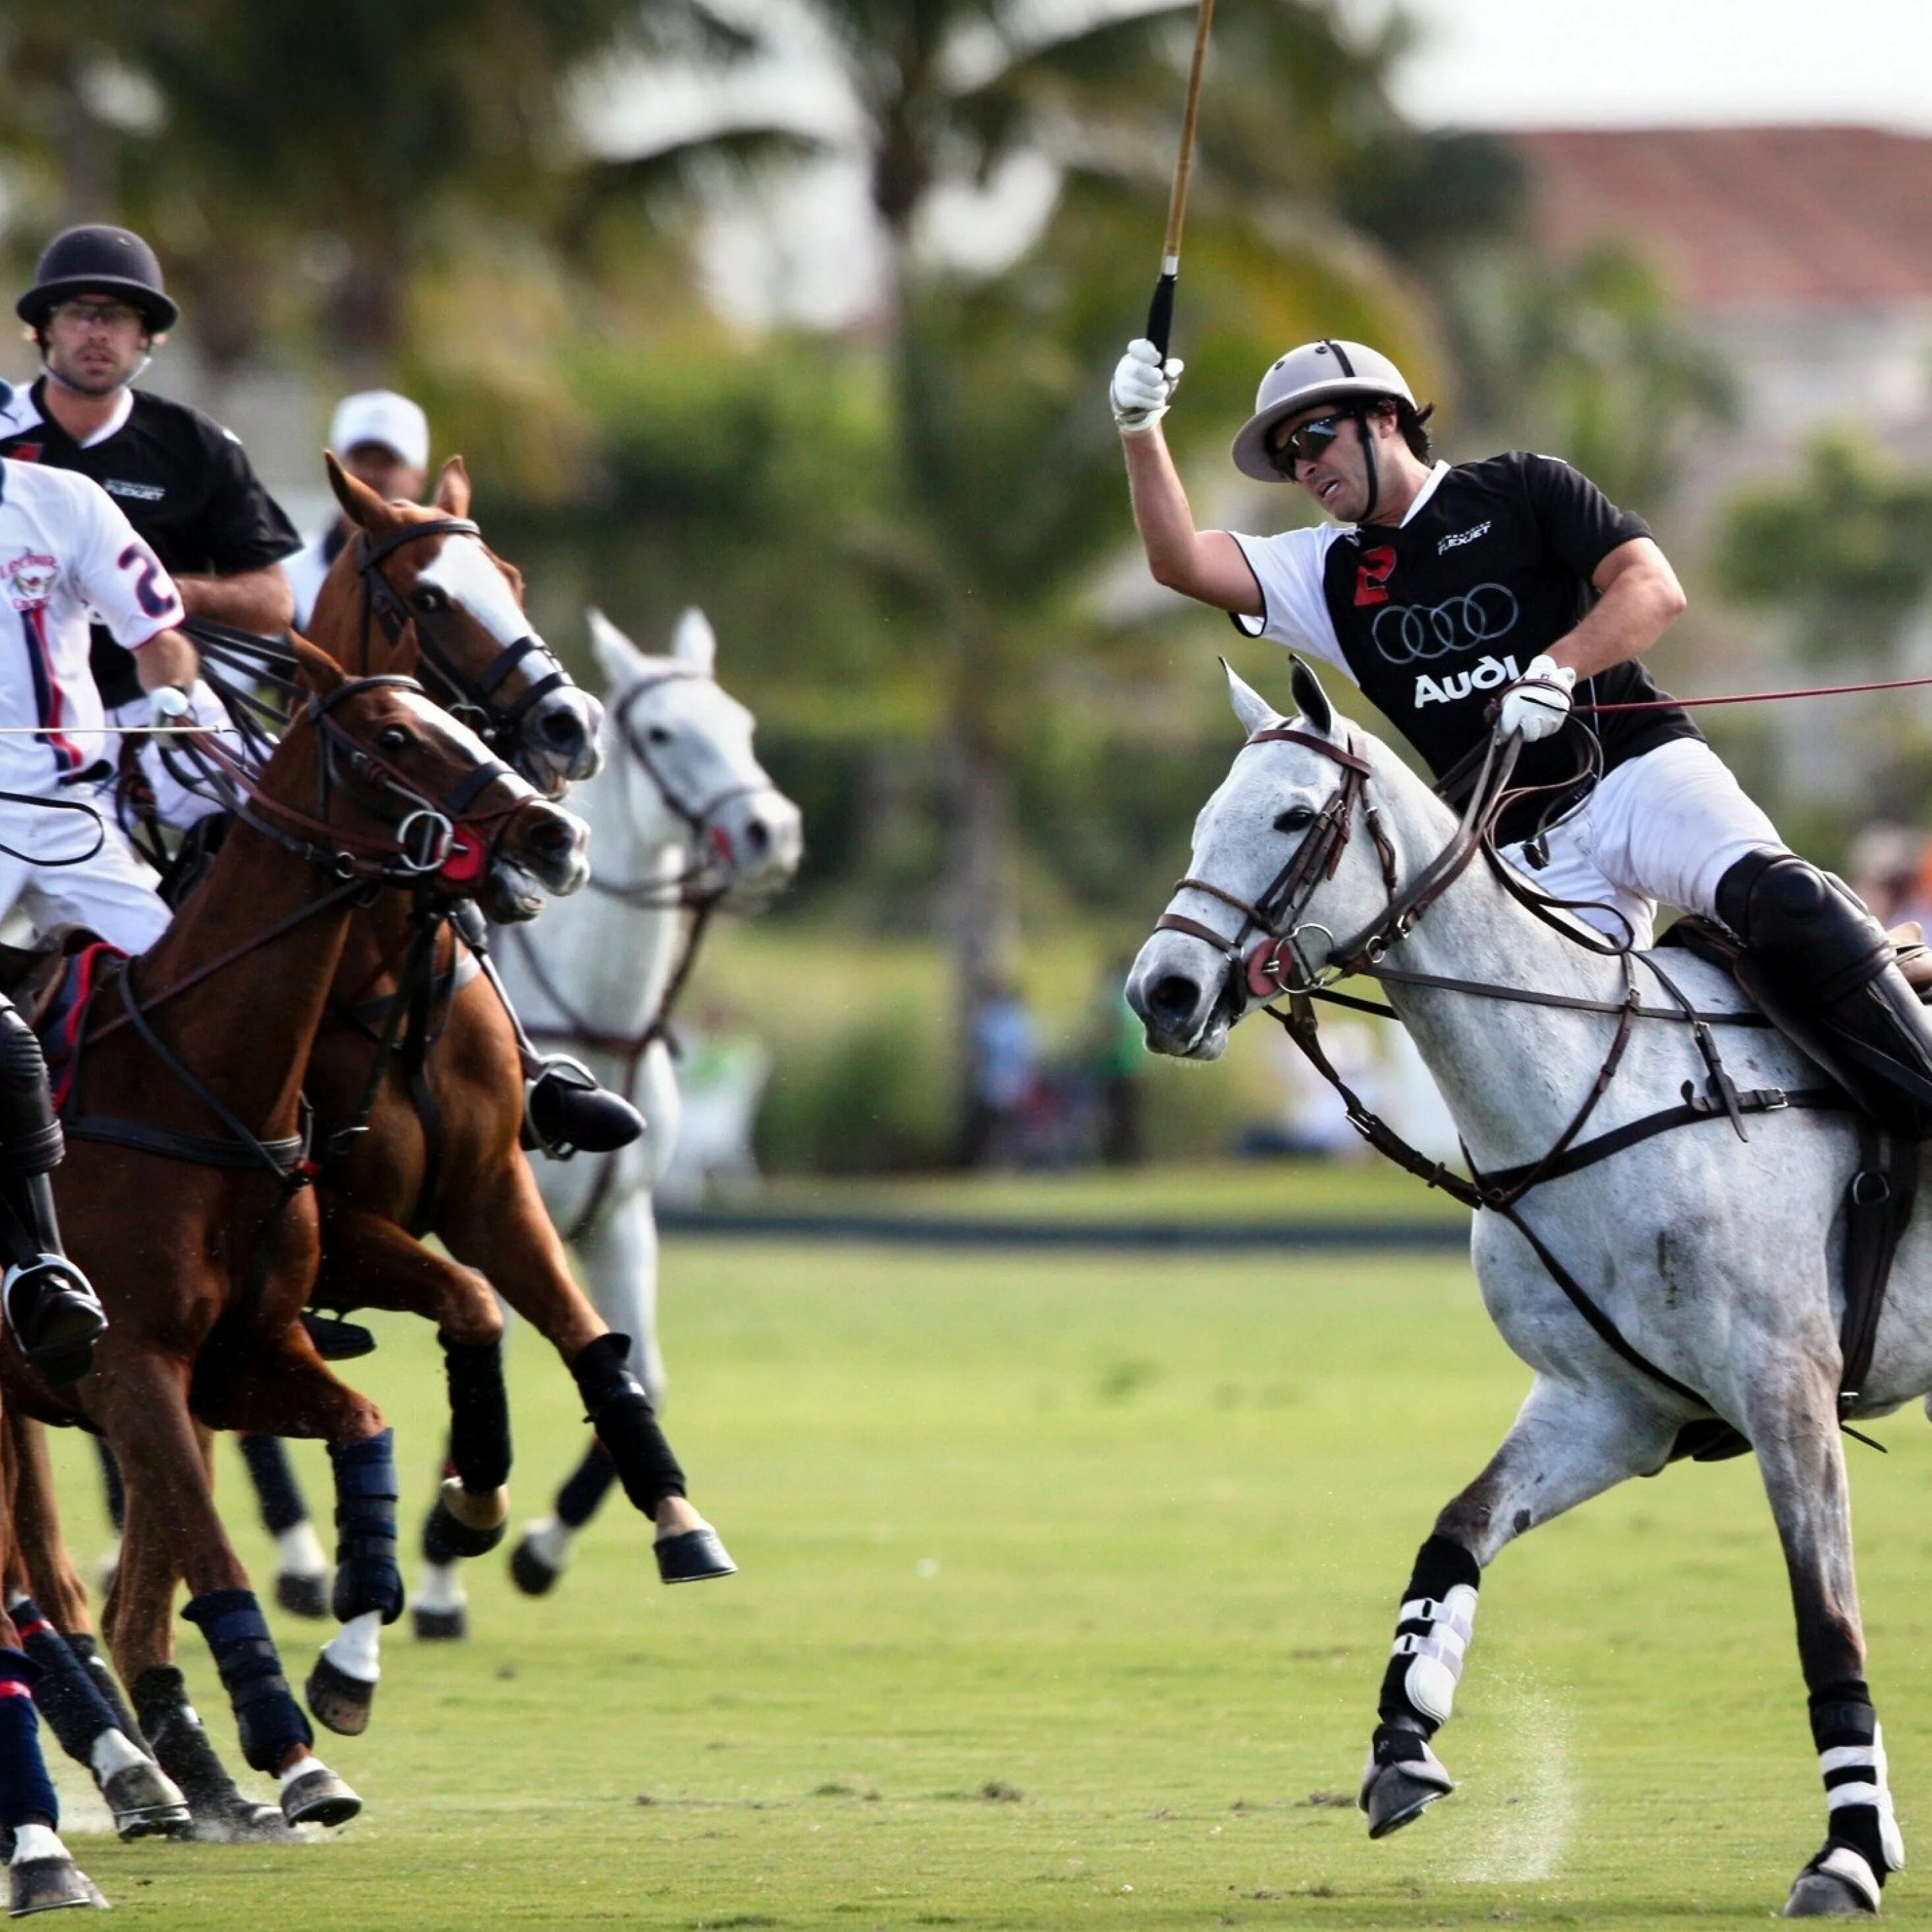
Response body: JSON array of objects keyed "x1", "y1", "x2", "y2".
[{"x1": 8, "y1": 643, "x2": 588, "y2": 1834}]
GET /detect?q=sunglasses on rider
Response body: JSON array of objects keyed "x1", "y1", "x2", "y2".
[
  {"x1": 50, "y1": 299, "x2": 144, "y2": 332},
  {"x1": 1270, "y1": 412, "x2": 1350, "y2": 474}
]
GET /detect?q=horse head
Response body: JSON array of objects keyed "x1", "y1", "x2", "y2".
[
  {"x1": 309, "y1": 453, "x2": 605, "y2": 797},
  {"x1": 586, "y1": 606, "x2": 803, "y2": 910},
  {"x1": 1127, "y1": 658, "x2": 1444, "y2": 1060},
  {"x1": 287, "y1": 635, "x2": 590, "y2": 919}
]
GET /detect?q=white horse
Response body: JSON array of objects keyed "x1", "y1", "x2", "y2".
[
  {"x1": 1128, "y1": 658, "x2": 1928, "y2": 1920},
  {"x1": 436, "y1": 606, "x2": 801, "y2": 1608}
]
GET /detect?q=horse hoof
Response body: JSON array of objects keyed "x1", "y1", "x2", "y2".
[
  {"x1": 509, "y1": 1531, "x2": 561, "y2": 1597},
  {"x1": 412, "y1": 1604, "x2": 467, "y2": 1641},
  {"x1": 7, "y1": 1857, "x2": 104, "y2": 1916},
  {"x1": 101, "y1": 1759, "x2": 192, "y2": 1840},
  {"x1": 1785, "y1": 1846, "x2": 1882, "y2": 1916},
  {"x1": 1359, "y1": 1739, "x2": 1455, "y2": 1842},
  {"x1": 428, "y1": 1480, "x2": 507, "y2": 1559},
  {"x1": 655, "y1": 1525, "x2": 737, "y2": 1585},
  {"x1": 304, "y1": 1654, "x2": 375, "y2": 1737},
  {"x1": 280, "y1": 1764, "x2": 361, "y2": 1831},
  {"x1": 275, "y1": 1571, "x2": 329, "y2": 1620}
]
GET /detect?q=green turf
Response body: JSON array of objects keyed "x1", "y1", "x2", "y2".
[{"x1": 35, "y1": 1235, "x2": 1932, "y2": 1927}]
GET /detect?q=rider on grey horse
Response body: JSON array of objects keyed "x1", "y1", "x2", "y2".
[{"x1": 1110, "y1": 332, "x2": 1932, "y2": 1141}]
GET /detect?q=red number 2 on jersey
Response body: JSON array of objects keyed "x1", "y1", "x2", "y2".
[{"x1": 1353, "y1": 545, "x2": 1396, "y2": 608}]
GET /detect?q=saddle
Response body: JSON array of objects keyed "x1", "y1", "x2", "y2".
[{"x1": 1655, "y1": 915, "x2": 1925, "y2": 1462}]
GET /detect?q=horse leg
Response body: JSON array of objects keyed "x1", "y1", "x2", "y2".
[
  {"x1": 513, "y1": 1186, "x2": 662, "y2": 1596},
  {"x1": 442, "y1": 1157, "x2": 733, "y2": 1585},
  {"x1": 1359, "y1": 1376, "x2": 1679, "y2": 1839},
  {"x1": 237, "y1": 1433, "x2": 329, "y2": 1619},
  {"x1": 316, "y1": 1203, "x2": 511, "y2": 1640},
  {"x1": 206, "y1": 1336, "x2": 402, "y2": 1743},
  {"x1": 96, "y1": 1351, "x2": 359, "y2": 1833},
  {"x1": 90, "y1": 1436, "x2": 123, "y2": 1593},
  {"x1": 1745, "y1": 1367, "x2": 1900, "y2": 1917},
  {"x1": 2, "y1": 1413, "x2": 189, "y2": 1840},
  {"x1": 0, "y1": 1597, "x2": 107, "y2": 1912}
]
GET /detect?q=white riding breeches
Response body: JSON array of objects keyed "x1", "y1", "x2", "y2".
[
  {"x1": 1499, "y1": 737, "x2": 1782, "y2": 948},
  {"x1": 0, "y1": 793, "x2": 171, "y2": 955}
]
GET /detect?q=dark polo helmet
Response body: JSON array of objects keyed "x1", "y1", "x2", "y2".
[
  {"x1": 16, "y1": 225, "x2": 179, "y2": 334},
  {"x1": 1231, "y1": 338, "x2": 1415, "y2": 481}
]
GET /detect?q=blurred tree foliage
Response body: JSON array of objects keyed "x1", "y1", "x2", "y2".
[{"x1": 1716, "y1": 436, "x2": 1932, "y2": 664}]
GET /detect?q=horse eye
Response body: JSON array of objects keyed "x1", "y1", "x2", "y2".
[
  {"x1": 411, "y1": 586, "x2": 448, "y2": 614},
  {"x1": 646, "y1": 725, "x2": 672, "y2": 747},
  {"x1": 377, "y1": 725, "x2": 412, "y2": 753},
  {"x1": 1274, "y1": 805, "x2": 1316, "y2": 834}
]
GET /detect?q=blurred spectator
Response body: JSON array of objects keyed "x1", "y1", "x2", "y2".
[
  {"x1": 283, "y1": 390, "x2": 430, "y2": 629},
  {"x1": 658, "y1": 1002, "x2": 773, "y2": 1204},
  {"x1": 1243, "y1": 1016, "x2": 1380, "y2": 1158},
  {"x1": 963, "y1": 979, "x2": 1038, "y2": 1167},
  {"x1": 1088, "y1": 959, "x2": 1146, "y2": 1167},
  {"x1": 1850, "y1": 821, "x2": 1932, "y2": 934}
]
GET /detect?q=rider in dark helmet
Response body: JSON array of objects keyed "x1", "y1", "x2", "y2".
[{"x1": 1110, "y1": 331, "x2": 1932, "y2": 1137}]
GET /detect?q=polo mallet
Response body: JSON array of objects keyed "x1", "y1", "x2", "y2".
[{"x1": 1144, "y1": 0, "x2": 1218, "y2": 362}]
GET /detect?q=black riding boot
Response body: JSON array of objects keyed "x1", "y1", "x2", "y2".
[
  {"x1": 450, "y1": 903, "x2": 644, "y2": 1159},
  {"x1": 0, "y1": 1000, "x2": 103, "y2": 1386},
  {"x1": 1717, "y1": 849, "x2": 1932, "y2": 1136}
]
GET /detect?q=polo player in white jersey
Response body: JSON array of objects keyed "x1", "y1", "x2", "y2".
[{"x1": 0, "y1": 447, "x2": 203, "y2": 1382}]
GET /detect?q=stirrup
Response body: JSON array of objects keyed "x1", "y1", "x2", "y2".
[
  {"x1": 4, "y1": 1257, "x2": 106, "y2": 1386},
  {"x1": 524, "y1": 1057, "x2": 644, "y2": 1160}
]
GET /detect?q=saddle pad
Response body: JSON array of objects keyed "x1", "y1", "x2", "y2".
[{"x1": 37, "y1": 939, "x2": 125, "y2": 1114}]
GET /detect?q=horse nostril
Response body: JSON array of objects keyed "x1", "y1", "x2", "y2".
[
  {"x1": 526, "y1": 816, "x2": 575, "y2": 857},
  {"x1": 537, "y1": 708, "x2": 586, "y2": 753},
  {"x1": 745, "y1": 818, "x2": 770, "y2": 856},
  {"x1": 1149, "y1": 974, "x2": 1202, "y2": 1021}
]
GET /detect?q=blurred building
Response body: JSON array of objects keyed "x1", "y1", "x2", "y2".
[{"x1": 1510, "y1": 127, "x2": 1932, "y2": 488}]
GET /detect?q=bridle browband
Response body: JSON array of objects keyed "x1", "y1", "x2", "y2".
[{"x1": 353, "y1": 518, "x2": 573, "y2": 756}]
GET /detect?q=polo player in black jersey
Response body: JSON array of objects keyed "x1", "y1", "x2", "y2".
[{"x1": 1111, "y1": 332, "x2": 1932, "y2": 1137}]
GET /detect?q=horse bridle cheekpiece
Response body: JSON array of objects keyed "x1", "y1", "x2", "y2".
[{"x1": 354, "y1": 520, "x2": 571, "y2": 758}]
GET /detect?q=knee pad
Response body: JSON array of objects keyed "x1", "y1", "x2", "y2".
[
  {"x1": 1717, "y1": 851, "x2": 1889, "y2": 986},
  {"x1": 181, "y1": 1590, "x2": 311, "y2": 1774},
  {"x1": 0, "y1": 1004, "x2": 61, "y2": 1179},
  {"x1": 327, "y1": 1431, "x2": 403, "y2": 1626}
]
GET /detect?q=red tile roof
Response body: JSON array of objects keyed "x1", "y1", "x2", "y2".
[{"x1": 1508, "y1": 127, "x2": 1932, "y2": 310}]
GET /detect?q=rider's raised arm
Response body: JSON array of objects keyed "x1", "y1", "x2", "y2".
[{"x1": 1119, "y1": 423, "x2": 1263, "y2": 615}]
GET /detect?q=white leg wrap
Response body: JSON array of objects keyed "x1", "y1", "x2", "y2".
[
  {"x1": 416, "y1": 1562, "x2": 467, "y2": 1614},
  {"x1": 8, "y1": 1825, "x2": 62, "y2": 1866},
  {"x1": 1823, "y1": 1723, "x2": 1906, "y2": 1871},
  {"x1": 1391, "y1": 1583, "x2": 1477, "y2": 1726},
  {"x1": 321, "y1": 1610, "x2": 382, "y2": 1684},
  {"x1": 277, "y1": 1753, "x2": 326, "y2": 1791},
  {"x1": 275, "y1": 1521, "x2": 328, "y2": 1580},
  {"x1": 88, "y1": 1728, "x2": 147, "y2": 1780}
]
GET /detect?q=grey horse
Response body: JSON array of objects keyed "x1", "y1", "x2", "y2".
[{"x1": 1127, "y1": 660, "x2": 1922, "y2": 1919}]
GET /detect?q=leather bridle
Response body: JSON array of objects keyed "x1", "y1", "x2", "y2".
[{"x1": 353, "y1": 519, "x2": 575, "y2": 766}]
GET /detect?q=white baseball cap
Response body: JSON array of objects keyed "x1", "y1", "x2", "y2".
[{"x1": 328, "y1": 389, "x2": 429, "y2": 470}]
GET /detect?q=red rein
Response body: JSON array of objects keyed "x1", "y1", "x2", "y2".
[{"x1": 1586, "y1": 672, "x2": 1932, "y2": 714}]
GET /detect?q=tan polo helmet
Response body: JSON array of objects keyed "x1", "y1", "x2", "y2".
[{"x1": 1230, "y1": 339, "x2": 1416, "y2": 481}]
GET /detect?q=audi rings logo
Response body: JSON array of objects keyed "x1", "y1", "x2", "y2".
[{"x1": 1369, "y1": 584, "x2": 1519, "y2": 666}]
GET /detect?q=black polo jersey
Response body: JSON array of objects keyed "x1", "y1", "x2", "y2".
[
  {"x1": 0, "y1": 376, "x2": 298, "y2": 703},
  {"x1": 1232, "y1": 451, "x2": 1700, "y2": 834}
]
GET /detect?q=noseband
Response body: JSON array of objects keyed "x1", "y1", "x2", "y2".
[{"x1": 354, "y1": 519, "x2": 575, "y2": 758}]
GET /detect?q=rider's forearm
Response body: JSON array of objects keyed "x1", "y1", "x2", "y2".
[
  {"x1": 175, "y1": 565, "x2": 293, "y2": 636},
  {"x1": 134, "y1": 627, "x2": 200, "y2": 694},
  {"x1": 1547, "y1": 542, "x2": 1688, "y2": 681},
  {"x1": 1122, "y1": 428, "x2": 1261, "y2": 615}
]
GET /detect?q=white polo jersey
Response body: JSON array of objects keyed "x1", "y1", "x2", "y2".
[{"x1": 0, "y1": 457, "x2": 182, "y2": 789}]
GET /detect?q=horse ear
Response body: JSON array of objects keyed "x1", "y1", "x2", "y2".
[
  {"x1": 1290, "y1": 656, "x2": 1334, "y2": 737},
  {"x1": 325, "y1": 451, "x2": 393, "y2": 532},
  {"x1": 670, "y1": 607, "x2": 716, "y2": 675},
  {"x1": 586, "y1": 608, "x2": 650, "y2": 689},
  {"x1": 433, "y1": 456, "x2": 471, "y2": 519},
  {"x1": 291, "y1": 636, "x2": 346, "y2": 696},
  {"x1": 1221, "y1": 658, "x2": 1278, "y2": 739}
]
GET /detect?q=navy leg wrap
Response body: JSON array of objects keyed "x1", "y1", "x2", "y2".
[
  {"x1": 238, "y1": 1433, "x2": 312, "y2": 1539},
  {"x1": 181, "y1": 1588, "x2": 310, "y2": 1774},
  {"x1": 441, "y1": 1335, "x2": 512, "y2": 1495},
  {"x1": 94, "y1": 1436, "x2": 126, "y2": 1535},
  {"x1": 569, "y1": 1334, "x2": 685, "y2": 1520},
  {"x1": 11, "y1": 1599, "x2": 120, "y2": 1767},
  {"x1": 556, "y1": 1437, "x2": 620, "y2": 1530},
  {"x1": 0, "y1": 1653, "x2": 57, "y2": 1830},
  {"x1": 67, "y1": 1633, "x2": 139, "y2": 1742},
  {"x1": 328, "y1": 1429, "x2": 403, "y2": 1625}
]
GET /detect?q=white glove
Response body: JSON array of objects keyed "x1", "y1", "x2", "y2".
[
  {"x1": 1110, "y1": 337, "x2": 1183, "y2": 434},
  {"x1": 146, "y1": 683, "x2": 198, "y2": 742},
  {"x1": 1498, "y1": 654, "x2": 1576, "y2": 742}
]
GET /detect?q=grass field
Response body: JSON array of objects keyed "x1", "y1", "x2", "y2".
[{"x1": 33, "y1": 1228, "x2": 1932, "y2": 1928}]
